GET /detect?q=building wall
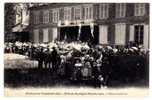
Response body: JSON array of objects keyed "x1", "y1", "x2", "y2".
[{"x1": 29, "y1": 3, "x2": 149, "y2": 48}]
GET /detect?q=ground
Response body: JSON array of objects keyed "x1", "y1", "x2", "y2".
[
  {"x1": 4, "y1": 53, "x2": 38, "y2": 69},
  {"x1": 4, "y1": 53, "x2": 94, "y2": 88},
  {"x1": 4, "y1": 53, "x2": 149, "y2": 88}
]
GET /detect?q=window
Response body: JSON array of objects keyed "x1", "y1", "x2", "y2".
[
  {"x1": 52, "y1": 28, "x2": 58, "y2": 41},
  {"x1": 99, "y1": 25, "x2": 108, "y2": 44},
  {"x1": 115, "y1": 23, "x2": 126, "y2": 45},
  {"x1": 43, "y1": 10, "x2": 49, "y2": 24},
  {"x1": 64, "y1": 7, "x2": 71, "y2": 21},
  {"x1": 134, "y1": 4, "x2": 145, "y2": 16},
  {"x1": 134, "y1": 25, "x2": 144, "y2": 44},
  {"x1": 99, "y1": 4, "x2": 109, "y2": 19},
  {"x1": 33, "y1": 29, "x2": 39, "y2": 43},
  {"x1": 43, "y1": 28, "x2": 49, "y2": 42},
  {"x1": 74, "y1": 6, "x2": 82, "y2": 20},
  {"x1": 34, "y1": 11, "x2": 39, "y2": 24},
  {"x1": 84, "y1": 6, "x2": 93, "y2": 19},
  {"x1": 52, "y1": 9, "x2": 59, "y2": 23},
  {"x1": 116, "y1": 3, "x2": 126, "y2": 18}
]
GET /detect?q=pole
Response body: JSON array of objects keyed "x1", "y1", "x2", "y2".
[
  {"x1": 90, "y1": 23, "x2": 94, "y2": 38},
  {"x1": 78, "y1": 23, "x2": 81, "y2": 40}
]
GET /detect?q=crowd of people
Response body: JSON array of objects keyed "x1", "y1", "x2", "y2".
[{"x1": 4, "y1": 41, "x2": 149, "y2": 87}]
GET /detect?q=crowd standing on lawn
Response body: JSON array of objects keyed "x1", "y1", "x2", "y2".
[{"x1": 4, "y1": 41, "x2": 149, "y2": 87}]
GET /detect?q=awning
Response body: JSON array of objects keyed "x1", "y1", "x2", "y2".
[{"x1": 12, "y1": 24, "x2": 27, "y2": 32}]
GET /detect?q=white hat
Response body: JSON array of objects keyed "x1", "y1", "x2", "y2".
[{"x1": 131, "y1": 47, "x2": 138, "y2": 51}]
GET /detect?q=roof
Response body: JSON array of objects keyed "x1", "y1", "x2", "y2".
[{"x1": 29, "y1": 3, "x2": 98, "y2": 10}]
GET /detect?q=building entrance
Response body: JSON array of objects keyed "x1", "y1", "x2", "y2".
[{"x1": 59, "y1": 25, "x2": 99, "y2": 44}]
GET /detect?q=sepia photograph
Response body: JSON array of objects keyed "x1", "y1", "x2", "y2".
[{"x1": 4, "y1": 2, "x2": 149, "y2": 96}]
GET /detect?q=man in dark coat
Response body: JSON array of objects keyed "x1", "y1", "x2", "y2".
[
  {"x1": 51, "y1": 47, "x2": 58, "y2": 73},
  {"x1": 44, "y1": 48, "x2": 50, "y2": 68},
  {"x1": 37, "y1": 48, "x2": 44, "y2": 69}
]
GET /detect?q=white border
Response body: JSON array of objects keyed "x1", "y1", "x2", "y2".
[{"x1": 0, "y1": 0, "x2": 152, "y2": 100}]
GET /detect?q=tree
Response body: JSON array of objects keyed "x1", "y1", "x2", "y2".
[
  {"x1": 4, "y1": 3, "x2": 46, "y2": 42},
  {"x1": 4, "y1": 3, "x2": 16, "y2": 34}
]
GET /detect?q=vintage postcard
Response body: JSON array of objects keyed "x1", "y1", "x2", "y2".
[{"x1": 4, "y1": 2, "x2": 149, "y2": 96}]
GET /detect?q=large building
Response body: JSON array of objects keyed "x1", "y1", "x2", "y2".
[
  {"x1": 5, "y1": 3, "x2": 31, "y2": 42},
  {"x1": 29, "y1": 3, "x2": 149, "y2": 48}
]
